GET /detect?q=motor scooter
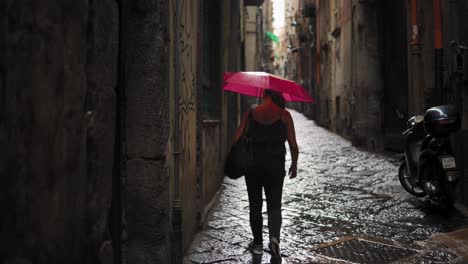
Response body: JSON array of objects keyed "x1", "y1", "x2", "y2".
[{"x1": 398, "y1": 105, "x2": 461, "y2": 206}]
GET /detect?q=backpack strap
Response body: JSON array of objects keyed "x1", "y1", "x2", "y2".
[{"x1": 279, "y1": 108, "x2": 284, "y2": 121}]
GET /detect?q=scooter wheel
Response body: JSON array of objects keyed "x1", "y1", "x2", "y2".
[{"x1": 398, "y1": 162, "x2": 426, "y2": 197}]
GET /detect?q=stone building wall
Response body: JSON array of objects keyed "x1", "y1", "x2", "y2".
[
  {"x1": 315, "y1": 0, "x2": 332, "y2": 129},
  {"x1": 245, "y1": 6, "x2": 259, "y2": 72},
  {"x1": 0, "y1": 0, "x2": 243, "y2": 263},
  {"x1": 120, "y1": 0, "x2": 171, "y2": 263},
  {"x1": 0, "y1": 1, "x2": 118, "y2": 263},
  {"x1": 440, "y1": 0, "x2": 468, "y2": 207},
  {"x1": 349, "y1": 0, "x2": 384, "y2": 150},
  {"x1": 297, "y1": 0, "x2": 397, "y2": 151},
  {"x1": 294, "y1": 0, "x2": 468, "y2": 207}
]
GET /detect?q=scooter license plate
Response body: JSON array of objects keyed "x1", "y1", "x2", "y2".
[{"x1": 440, "y1": 156, "x2": 456, "y2": 169}]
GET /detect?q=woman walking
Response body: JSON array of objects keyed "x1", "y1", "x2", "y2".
[{"x1": 233, "y1": 90, "x2": 299, "y2": 257}]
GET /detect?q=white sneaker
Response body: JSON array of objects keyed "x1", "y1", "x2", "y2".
[
  {"x1": 248, "y1": 241, "x2": 263, "y2": 255},
  {"x1": 269, "y1": 237, "x2": 280, "y2": 257}
]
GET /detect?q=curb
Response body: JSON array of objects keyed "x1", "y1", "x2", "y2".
[{"x1": 199, "y1": 186, "x2": 223, "y2": 229}]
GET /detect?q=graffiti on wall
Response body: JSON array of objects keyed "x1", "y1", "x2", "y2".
[
  {"x1": 178, "y1": 0, "x2": 197, "y2": 179},
  {"x1": 170, "y1": 0, "x2": 199, "y2": 247},
  {"x1": 179, "y1": 1, "x2": 197, "y2": 115}
]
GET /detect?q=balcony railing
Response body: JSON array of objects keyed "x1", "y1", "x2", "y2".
[{"x1": 244, "y1": 0, "x2": 265, "y2": 6}]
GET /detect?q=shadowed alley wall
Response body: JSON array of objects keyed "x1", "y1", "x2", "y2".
[
  {"x1": 0, "y1": 1, "x2": 118, "y2": 263},
  {"x1": 120, "y1": 0, "x2": 170, "y2": 263},
  {"x1": 0, "y1": 1, "x2": 243, "y2": 263},
  {"x1": 295, "y1": 0, "x2": 407, "y2": 151},
  {"x1": 292, "y1": 0, "x2": 468, "y2": 206}
]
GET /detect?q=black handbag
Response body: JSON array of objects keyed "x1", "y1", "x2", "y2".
[{"x1": 224, "y1": 109, "x2": 254, "y2": 179}]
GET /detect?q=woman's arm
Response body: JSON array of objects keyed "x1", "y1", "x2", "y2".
[
  {"x1": 232, "y1": 109, "x2": 251, "y2": 144},
  {"x1": 285, "y1": 111, "x2": 298, "y2": 178}
]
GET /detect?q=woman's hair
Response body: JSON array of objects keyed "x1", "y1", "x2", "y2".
[{"x1": 264, "y1": 89, "x2": 286, "y2": 109}]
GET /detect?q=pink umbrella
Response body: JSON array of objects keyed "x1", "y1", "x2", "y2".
[{"x1": 223, "y1": 71, "x2": 314, "y2": 102}]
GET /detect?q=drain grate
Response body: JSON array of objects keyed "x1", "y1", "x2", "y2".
[{"x1": 311, "y1": 239, "x2": 418, "y2": 263}]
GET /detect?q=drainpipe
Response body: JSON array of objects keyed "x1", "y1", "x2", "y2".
[
  {"x1": 261, "y1": 5, "x2": 264, "y2": 70},
  {"x1": 410, "y1": 0, "x2": 423, "y2": 114},
  {"x1": 410, "y1": 0, "x2": 419, "y2": 46},
  {"x1": 464, "y1": 45, "x2": 468, "y2": 130},
  {"x1": 171, "y1": 0, "x2": 183, "y2": 263},
  {"x1": 259, "y1": 5, "x2": 264, "y2": 72},
  {"x1": 433, "y1": 0, "x2": 443, "y2": 105},
  {"x1": 315, "y1": 0, "x2": 320, "y2": 85}
]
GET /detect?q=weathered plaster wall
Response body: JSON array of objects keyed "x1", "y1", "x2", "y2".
[
  {"x1": 245, "y1": 6, "x2": 259, "y2": 71},
  {"x1": 0, "y1": 1, "x2": 244, "y2": 263},
  {"x1": 300, "y1": 0, "x2": 409, "y2": 151},
  {"x1": 350, "y1": 0, "x2": 384, "y2": 150},
  {"x1": 201, "y1": 121, "x2": 223, "y2": 207},
  {"x1": 327, "y1": 0, "x2": 352, "y2": 135},
  {"x1": 226, "y1": 0, "x2": 242, "y2": 144},
  {"x1": 169, "y1": 0, "x2": 201, "y2": 253},
  {"x1": 0, "y1": 1, "x2": 118, "y2": 263},
  {"x1": 457, "y1": 2, "x2": 468, "y2": 131},
  {"x1": 316, "y1": 0, "x2": 332, "y2": 129},
  {"x1": 441, "y1": 0, "x2": 468, "y2": 207},
  {"x1": 178, "y1": 0, "x2": 199, "y2": 252},
  {"x1": 419, "y1": 0, "x2": 436, "y2": 109}
]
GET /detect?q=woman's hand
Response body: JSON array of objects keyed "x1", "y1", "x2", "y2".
[
  {"x1": 288, "y1": 164, "x2": 297, "y2": 179},
  {"x1": 285, "y1": 110, "x2": 299, "y2": 179}
]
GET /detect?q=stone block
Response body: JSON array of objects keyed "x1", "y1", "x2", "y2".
[
  {"x1": 126, "y1": 158, "x2": 170, "y2": 264},
  {"x1": 122, "y1": 0, "x2": 170, "y2": 160}
]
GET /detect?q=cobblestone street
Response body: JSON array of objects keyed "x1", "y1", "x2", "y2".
[{"x1": 184, "y1": 110, "x2": 468, "y2": 264}]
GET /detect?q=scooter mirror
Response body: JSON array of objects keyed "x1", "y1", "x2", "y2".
[{"x1": 415, "y1": 115, "x2": 425, "y2": 123}]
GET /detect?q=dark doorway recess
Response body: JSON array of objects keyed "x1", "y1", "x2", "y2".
[{"x1": 382, "y1": 0, "x2": 409, "y2": 152}]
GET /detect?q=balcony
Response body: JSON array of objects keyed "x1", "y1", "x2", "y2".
[{"x1": 244, "y1": 0, "x2": 265, "y2": 6}]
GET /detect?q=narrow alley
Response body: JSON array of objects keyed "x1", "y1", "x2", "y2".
[
  {"x1": 185, "y1": 110, "x2": 468, "y2": 264},
  {"x1": 3, "y1": 1, "x2": 468, "y2": 264}
]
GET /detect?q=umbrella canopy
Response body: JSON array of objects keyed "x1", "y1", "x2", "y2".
[
  {"x1": 223, "y1": 71, "x2": 314, "y2": 103},
  {"x1": 265, "y1": 31, "x2": 280, "y2": 44}
]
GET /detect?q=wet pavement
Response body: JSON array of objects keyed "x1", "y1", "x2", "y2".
[{"x1": 184, "y1": 110, "x2": 468, "y2": 264}]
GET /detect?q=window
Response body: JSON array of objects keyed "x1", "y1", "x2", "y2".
[
  {"x1": 336, "y1": 96, "x2": 341, "y2": 120},
  {"x1": 201, "y1": 2, "x2": 222, "y2": 120}
]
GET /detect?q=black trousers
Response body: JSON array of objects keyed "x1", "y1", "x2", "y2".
[{"x1": 245, "y1": 164, "x2": 285, "y2": 244}]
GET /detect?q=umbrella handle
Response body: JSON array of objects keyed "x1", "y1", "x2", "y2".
[{"x1": 257, "y1": 87, "x2": 264, "y2": 98}]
